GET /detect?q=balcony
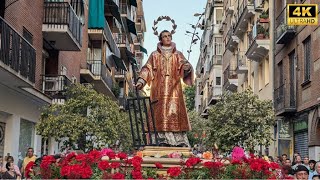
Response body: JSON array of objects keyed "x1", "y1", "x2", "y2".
[
  {"x1": 208, "y1": 86, "x2": 222, "y2": 105},
  {"x1": 227, "y1": 5, "x2": 234, "y2": 15},
  {"x1": 43, "y1": 2, "x2": 82, "y2": 51},
  {"x1": 118, "y1": 96, "x2": 127, "y2": 110},
  {"x1": 0, "y1": 17, "x2": 36, "y2": 87},
  {"x1": 115, "y1": 69, "x2": 126, "y2": 80},
  {"x1": 42, "y1": 75, "x2": 71, "y2": 99},
  {"x1": 246, "y1": 24, "x2": 270, "y2": 61},
  {"x1": 233, "y1": 0, "x2": 255, "y2": 38},
  {"x1": 223, "y1": 69, "x2": 238, "y2": 92},
  {"x1": 201, "y1": 97, "x2": 209, "y2": 118},
  {"x1": 236, "y1": 51, "x2": 248, "y2": 74},
  {"x1": 276, "y1": 7, "x2": 296, "y2": 44},
  {"x1": 88, "y1": 21, "x2": 121, "y2": 58},
  {"x1": 226, "y1": 28, "x2": 239, "y2": 52},
  {"x1": 80, "y1": 60, "x2": 116, "y2": 99},
  {"x1": 274, "y1": 83, "x2": 296, "y2": 116}
]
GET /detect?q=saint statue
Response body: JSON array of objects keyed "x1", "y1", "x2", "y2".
[{"x1": 135, "y1": 18, "x2": 194, "y2": 147}]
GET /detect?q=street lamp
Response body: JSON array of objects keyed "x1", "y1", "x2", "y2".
[{"x1": 186, "y1": 12, "x2": 205, "y2": 61}]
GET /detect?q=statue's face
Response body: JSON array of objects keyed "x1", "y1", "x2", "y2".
[{"x1": 160, "y1": 32, "x2": 172, "y2": 46}]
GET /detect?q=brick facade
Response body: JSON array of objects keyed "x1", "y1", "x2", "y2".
[{"x1": 4, "y1": 0, "x2": 44, "y2": 89}]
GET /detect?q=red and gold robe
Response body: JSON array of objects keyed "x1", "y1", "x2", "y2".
[{"x1": 138, "y1": 42, "x2": 194, "y2": 132}]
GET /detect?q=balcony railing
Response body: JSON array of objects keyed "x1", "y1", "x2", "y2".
[
  {"x1": 43, "y1": 2, "x2": 82, "y2": 45},
  {"x1": 0, "y1": 17, "x2": 36, "y2": 83},
  {"x1": 42, "y1": 75, "x2": 72, "y2": 98},
  {"x1": 87, "y1": 60, "x2": 113, "y2": 88},
  {"x1": 274, "y1": 83, "x2": 296, "y2": 115},
  {"x1": 103, "y1": 21, "x2": 120, "y2": 57},
  {"x1": 275, "y1": 7, "x2": 296, "y2": 44},
  {"x1": 237, "y1": 51, "x2": 247, "y2": 67},
  {"x1": 119, "y1": 3, "x2": 128, "y2": 14},
  {"x1": 118, "y1": 96, "x2": 127, "y2": 108},
  {"x1": 234, "y1": 0, "x2": 254, "y2": 29},
  {"x1": 224, "y1": 69, "x2": 238, "y2": 85}
]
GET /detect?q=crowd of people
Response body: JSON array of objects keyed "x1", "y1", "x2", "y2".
[
  {"x1": 0, "y1": 148, "x2": 36, "y2": 179},
  {"x1": 270, "y1": 153, "x2": 319, "y2": 180}
]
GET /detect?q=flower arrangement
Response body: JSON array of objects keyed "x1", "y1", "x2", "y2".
[{"x1": 24, "y1": 147, "x2": 289, "y2": 179}]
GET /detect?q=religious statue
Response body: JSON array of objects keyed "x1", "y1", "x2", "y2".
[{"x1": 135, "y1": 16, "x2": 194, "y2": 147}]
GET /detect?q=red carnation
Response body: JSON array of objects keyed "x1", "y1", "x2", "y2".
[
  {"x1": 185, "y1": 157, "x2": 202, "y2": 167},
  {"x1": 25, "y1": 161, "x2": 35, "y2": 178},
  {"x1": 112, "y1": 172, "x2": 125, "y2": 179},
  {"x1": 203, "y1": 161, "x2": 224, "y2": 169},
  {"x1": 111, "y1": 162, "x2": 121, "y2": 169},
  {"x1": 75, "y1": 154, "x2": 87, "y2": 162},
  {"x1": 155, "y1": 162, "x2": 163, "y2": 169},
  {"x1": 117, "y1": 152, "x2": 128, "y2": 160},
  {"x1": 106, "y1": 151, "x2": 116, "y2": 159},
  {"x1": 98, "y1": 161, "x2": 110, "y2": 171},
  {"x1": 167, "y1": 167, "x2": 181, "y2": 177},
  {"x1": 88, "y1": 150, "x2": 102, "y2": 163},
  {"x1": 81, "y1": 165, "x2": 93, "y2": 179},
  {"x1": 269, "y1": 162, "x2": 280, "y2": 170},
  {"x1": 40, "y1": 155, "x2": 56, "y2": 169},
  {"x1": 131, "y1": 169, "x2": 143, "y2": 179},
  {"x1": 132, "y1": 156, "x2": 143, "y2": 169}
]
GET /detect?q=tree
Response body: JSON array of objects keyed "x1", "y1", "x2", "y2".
[
  {"x1": 36, "y1": 84, "x2": 132, "y2": 152},
  {"x1": 187, "y1": 110, "x2": 211, "y2": 151},
  {"x1": 207, "y1": 89, "x2": 275, "y2": 153},
  {"x1": 183, "y1": 85, "x2": 196, "y2": 110}
]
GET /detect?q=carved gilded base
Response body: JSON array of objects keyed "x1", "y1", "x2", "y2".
[{"x1": 141, "y1": 146, "x2": 192, "y2": 157}]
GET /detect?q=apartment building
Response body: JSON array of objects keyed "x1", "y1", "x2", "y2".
[
  {"x1": 273, "y1": 0, "x2": 320, "y2": 160},
  {"x1": 195, "y1": 0, "x2": 223, "y2": 117},
  {"x1": 0, "y1": 0, "x2": 145, "y2": 160},
  {"x1": 221, "y1": 0, "x2": 275, "y2": 156}
]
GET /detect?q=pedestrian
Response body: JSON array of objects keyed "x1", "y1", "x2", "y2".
[
  {"x1": 309, "y1": 160, "x2": 317, "y2": 179},
  {"x1": 283, "y1": 158, "x2": 294, "y2": 176},
  {"x1": 282, "y1": 154, "x2": 288, "y2": 163},
  {"x1": 2, "y1": 162, "x2": 17, "y2": 179},
  {"x1": 2, "y1": 156, "x2": 21, "y2": 178},
  {"x1": 21, "y1": 147, "x2": 36, "y2": 177},
  {"x1": 292, "y1": 155, "x2": 303, "y2": 169},
  {"x1": 303, "y1": 156, "x2": 310, "y2": 169},
  {"x1": 293, "y1": 165, "x2": 309, "y2": 180}
]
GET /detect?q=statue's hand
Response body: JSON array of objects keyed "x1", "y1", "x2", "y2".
[{"x1": 183, "y1": 62, "x2": 192, "y2": 71}]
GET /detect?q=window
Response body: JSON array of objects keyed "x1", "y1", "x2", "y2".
[
  {"x1": 303, "y1": 36, "x2": 311, "y2": 82},
  {"x1": 259, "y1": 63, "x2": 263, "y2": 90},
  {"x1": 23, "y1": 27, "x2": 33, "y2": 45},
  {"x1": 250, "y1": 72, "x2": 254, "y2": 90},
  {"x1": 216, "y1": 77, "x2": 221, "y2": 85},
  {"x1": 0, "y1": 0, "x2": 4, "y2": 18},
  {"x1": 72, "y1": 76, "x2": 77, "y2": 83},
  {"x1": 265, "y1": 58, "x2": 270, "y2": 85}
]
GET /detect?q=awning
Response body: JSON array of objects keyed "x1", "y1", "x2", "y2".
[
  {"x1": 88, "y1": 0, "x2": 105, "y2": 29},
  {"x1": 112, "y1": 54, "x2": 127, "y2": 71},
  {"x1": 129, "y1": 0, "x2": 137, "y2": 7},
  {"x1": 105, "y1": 0, "x2": 122, "y2": 23},
  {"x1": 126, "y1": 18, "x2": 137, "y2": 35},
  {"x1": 129, "y1": 57, "x2": 137, "y2": 65},
  {"x1": 125, "y1": 49, "x2": 137, "y2": 65},
  {"x1": 140, "y1": 45, "x2": 147, "y2": 55}
]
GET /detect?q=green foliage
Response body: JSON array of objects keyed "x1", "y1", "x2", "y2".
[
  {"x1": 36, "y1": 84, "x2": 132, "y2": 152},
  {"x1": 187, "y1": 110, "x2": 211, "y2": 150},
  {"x1": 111, "y1": 83, "x2": 121, "y2": 97},
  {"x1": 207, "y1": 89, "x2": 275, "y2": 153},
  {"x1": 183, "y1": 85, "x2": 196, "y2": 111}
]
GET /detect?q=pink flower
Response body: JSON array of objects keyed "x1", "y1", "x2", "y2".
[
  {"x1": 101, "y1": 148, "x2": 114, "y2": 156},
  {"x1": 168, "y1": 152, "x2": 182, "y2": 158},
  {"x1": 231, "y1": 146, "x2": 245, "y2": 161}
]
